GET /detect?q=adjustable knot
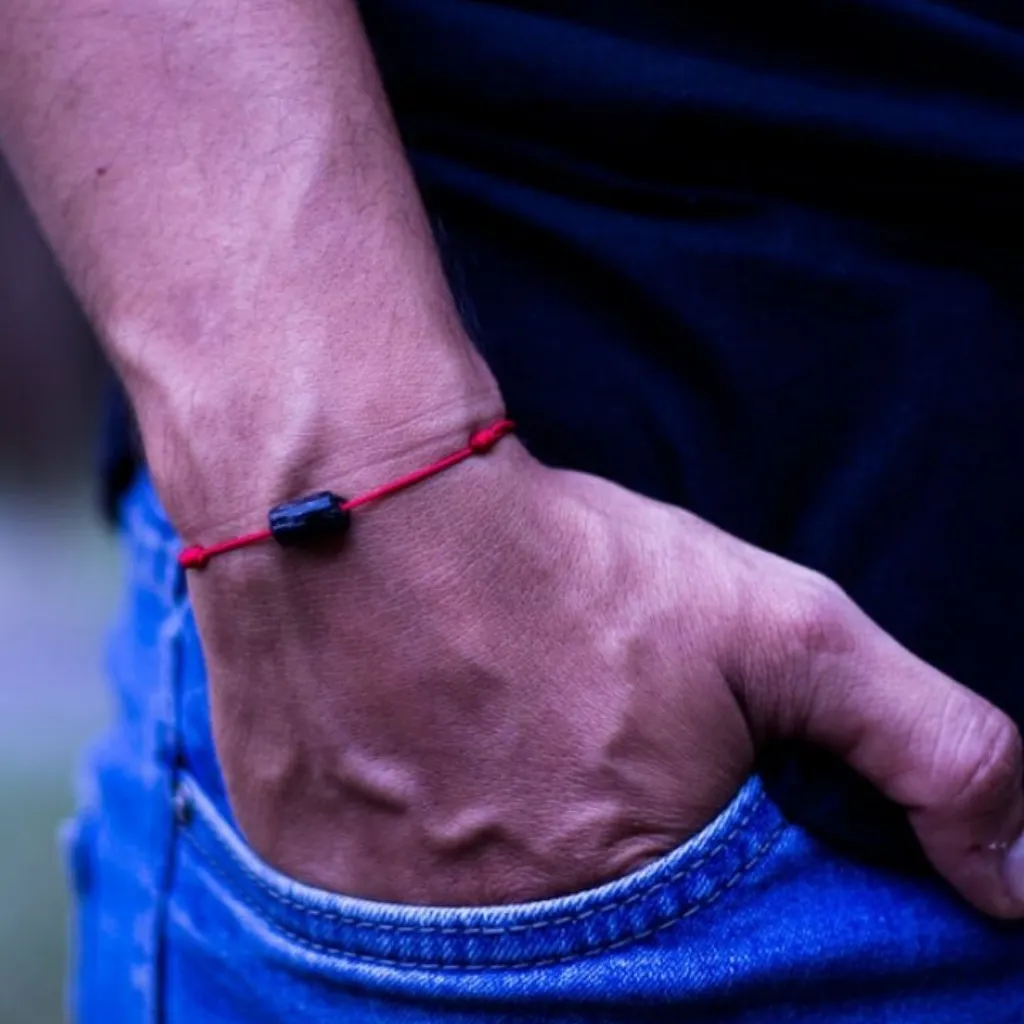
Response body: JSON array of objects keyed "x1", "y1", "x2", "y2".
[
  {"x1": 468, "y1": 418, "x2": 515, "y2": 455},
  {"x1": 179, "y1": 545, "x2": 211, "y2": 570}
]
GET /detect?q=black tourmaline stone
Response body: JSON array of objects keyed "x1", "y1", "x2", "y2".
[{"x1": 268, "y1": 491, "x2": 350, "y2": 548}]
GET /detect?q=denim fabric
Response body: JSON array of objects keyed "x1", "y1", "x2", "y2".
[{"x1": 67, "y1": 474, "x2": 1024, "y2": 1022}]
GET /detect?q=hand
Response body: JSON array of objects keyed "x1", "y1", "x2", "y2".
[{"x1": 186, "y1": 434, "x2": 1024, "y2": 917}]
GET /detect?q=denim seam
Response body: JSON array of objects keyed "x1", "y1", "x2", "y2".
[
  {"x1": 156, "y1": 596, "x2": 192, "y2": 1024},
  {"x1": 181, "y1": 819, "x2": 787, "y2": 969},
  {"x1": 183, "y1": 784, "x2": 766, "y2": 933}
]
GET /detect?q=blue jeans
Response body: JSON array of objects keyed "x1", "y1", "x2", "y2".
[{"x1": 65, "y1": 475, "x2": 1024, "y2": 1021}]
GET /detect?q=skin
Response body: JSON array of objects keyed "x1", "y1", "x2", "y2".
[{"x1": 3, "y1": 0, "x2": 1024, "y2": 916}]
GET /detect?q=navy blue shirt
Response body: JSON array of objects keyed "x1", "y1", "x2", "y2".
[{"x1": 109, "y1": 1, "x2": 1024, "y2": 862}]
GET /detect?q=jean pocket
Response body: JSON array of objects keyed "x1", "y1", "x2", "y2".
[{"x1": 169, "y1": 770, "x2": 790, "y2": 1009}]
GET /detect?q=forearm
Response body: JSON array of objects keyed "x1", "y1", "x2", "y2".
[{"x1": 0, "y1": 0, "x2": 500, "y2": 535}]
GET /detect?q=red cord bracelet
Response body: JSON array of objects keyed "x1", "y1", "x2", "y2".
[{"x1": 178, "y1": 417, "x2": 515, "y2": 570}]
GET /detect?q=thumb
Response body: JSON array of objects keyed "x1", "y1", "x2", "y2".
[{"x1": 742, "y1": 574, "x2": 1024, "y2": 919}]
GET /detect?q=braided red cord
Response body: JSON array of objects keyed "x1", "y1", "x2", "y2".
[{"x1": 178, "y1": 418, "x2": 515, "y2": 570}]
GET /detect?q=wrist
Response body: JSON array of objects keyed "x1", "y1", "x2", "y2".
[
  {"x1": 183, "y1": 428, "x2": 541, "y2": 679},
  {"x1": 139, "y1": 344, "x2": 505, "y2": 541}
]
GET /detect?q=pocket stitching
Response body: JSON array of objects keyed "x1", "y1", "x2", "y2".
[
  {"x1": 181, "y1": 812, "x2": 788, "y2": 969},
  {"x1": 184, "y1": 782, "x2": 768, "y2": 934},
  {"x1": 182, "y1": 819, "x2": 786, "y2": 969}
]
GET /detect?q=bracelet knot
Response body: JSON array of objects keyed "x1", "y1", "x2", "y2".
[{"x1": 178, "y1": 417, "x2": 516, "y2": 570}]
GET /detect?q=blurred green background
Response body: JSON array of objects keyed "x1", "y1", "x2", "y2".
[{"x1": 0, "y1": 159, "x2": 117, "y2": 1023}]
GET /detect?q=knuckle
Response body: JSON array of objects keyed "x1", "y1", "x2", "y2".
[
  {"x1": 942, "y1": 708, "x2": 1022, "y2": 811},
  {"x1": 740, "y1": 569, "x2": 857, "y2": 733},
  {"x1": 775, "y1": 570, "x2": 855, "y2": 661}
]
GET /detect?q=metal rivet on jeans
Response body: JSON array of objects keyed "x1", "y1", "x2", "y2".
[{"x1": 172, "y1": 786, "x2": 193, "y2": 827}]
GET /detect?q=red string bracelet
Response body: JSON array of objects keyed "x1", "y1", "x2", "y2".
[{"x1": 178, "y1": 418, "x2": 515, "y2": 570}]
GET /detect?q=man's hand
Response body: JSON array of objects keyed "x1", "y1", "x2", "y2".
[
  {"x1": 4, "y1": 0, "x2": 1023, "y2": 921},
  {"x1": 187, "y1": 431, "x2": 1024, "y2": 917}
]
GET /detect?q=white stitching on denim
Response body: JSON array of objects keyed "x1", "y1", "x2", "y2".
[
  {"x1": 180, "y1": 820, "x2": 787, "y2": 970},
  {"x1": 181, "y1": 789, "x2": 769, "y2": 935}
]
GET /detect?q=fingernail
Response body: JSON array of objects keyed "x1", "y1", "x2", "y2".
[{"x1": 1004, "y1": 834, "x2": 1024, "y2": 907}]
